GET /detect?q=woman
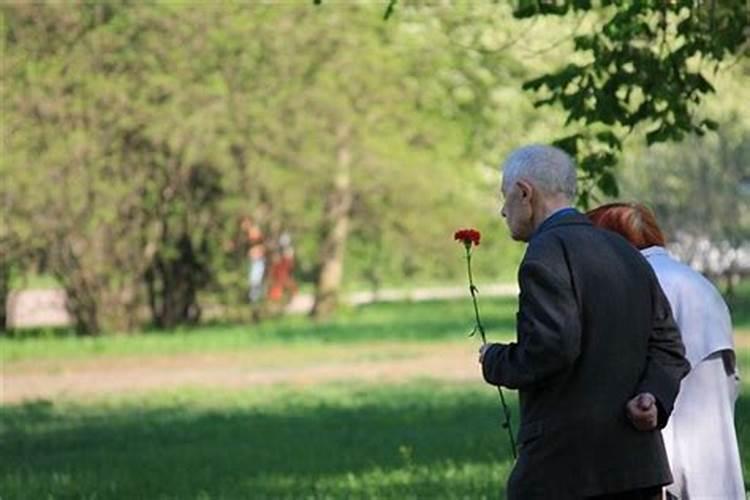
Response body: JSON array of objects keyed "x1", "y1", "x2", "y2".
[{"x1": 588, "y1": 202, "x2": 745, "y2": 500}]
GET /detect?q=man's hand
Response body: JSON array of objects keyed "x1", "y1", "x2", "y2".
[
  {"x1": 478, "y1": 344, "x2": 492, "y2": 364},
  {"x1": 626, "y1": 392, "x2": 658, "y2": 431}
]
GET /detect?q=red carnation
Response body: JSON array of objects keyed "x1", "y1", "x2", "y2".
[
  {"x1": 453, "y1": 225, "x2": 517, "y2": 458},
  {"x1": 454, "y1": 228, "x2": 481, "y2": 247}
]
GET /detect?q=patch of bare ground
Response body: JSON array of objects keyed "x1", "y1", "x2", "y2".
[{"x1": 1, "y1": 341, "x2": 483, "y2": 404}]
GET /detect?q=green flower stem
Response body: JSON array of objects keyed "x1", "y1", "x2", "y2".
[
  {"x1": 466, "y1": 249, "x2": 487, "y2": 344},
  {"x1": 495, "y1": 384, "x2": 516, "y2": 459},
  {"x1": 465, "y1": 245, "x2": 517, "y2": 459}
]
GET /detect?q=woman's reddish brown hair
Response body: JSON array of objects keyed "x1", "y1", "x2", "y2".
[{"x1": 586, "y1": 203, "x2": 666, "y2": 249}]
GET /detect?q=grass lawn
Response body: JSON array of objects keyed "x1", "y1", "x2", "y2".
[
  {"x1": 0, "y1": 297, "x2": 519, "y2": 363},
  {"x1": 1, "y1": 383, "x2": 516, "y2": 499},
  {"x1": 2, "y1": 291, "x2": 750, "y2": 499}
]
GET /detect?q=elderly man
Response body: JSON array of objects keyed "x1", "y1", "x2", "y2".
[{"x1": 480, "y1": 145, "x2": 689, "y2": 499}]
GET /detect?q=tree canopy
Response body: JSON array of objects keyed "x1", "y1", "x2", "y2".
[
  {"x1": 316, "y1": 0, "x2": 749, "y2": 205},
  {"x1": 1, "y1": 3, "x2": 528, "y2": 332},
  {"x1": 2, "y1": 2, "x2": 747, "y2": 333}
]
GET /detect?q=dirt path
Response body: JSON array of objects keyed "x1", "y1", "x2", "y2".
[
  {"x1": 1, "y1": 341, "x2": 483, "y2": 404},
  {"x1": 5, "y1": 331, "x2": 750, "y2": 404}
]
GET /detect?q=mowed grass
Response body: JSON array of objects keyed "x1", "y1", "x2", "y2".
[
  {"x1": 1, "y1": 297, "x2": 519, "y2": 363},
  {"x1": 1, "y1": 297, "x2": 519, "y2": 499},
  {"x1": 2, "y1": 288, "x2": 750, "y2": 499},
  {"x1": 0, "y1": 383, "x2": 516, "y2": 499},
  {"x1": 3, "y1": 378, "x2": 750, "y2": 499}
]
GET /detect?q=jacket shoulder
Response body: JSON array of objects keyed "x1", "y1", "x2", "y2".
[{"x1": 524, "y1": 222, "x2": 593, "y2": 261}]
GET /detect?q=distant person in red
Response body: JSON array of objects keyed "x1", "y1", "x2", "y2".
[{"x1": 266, "y1": 232, "x2": 297, "y2": 304}]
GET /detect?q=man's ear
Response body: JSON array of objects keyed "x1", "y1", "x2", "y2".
[{"x1": 516, "y1": 180, "x2": 533, "y2": 200}]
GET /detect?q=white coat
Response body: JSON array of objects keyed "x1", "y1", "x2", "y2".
[{"x1": 642, "y1": 246, "x2": 745, "y2": 500}]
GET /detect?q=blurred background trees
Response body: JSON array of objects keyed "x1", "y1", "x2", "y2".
[
  {"x1": 620, "y1": 69, "x2": 750, "y2": 295},
  {"x1": 1, "y1": 2, "x2": 747, "y2": 333}
]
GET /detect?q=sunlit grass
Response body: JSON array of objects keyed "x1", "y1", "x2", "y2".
[{"x1": 0, "y1": 297, "x2": 519, "y2": 363}]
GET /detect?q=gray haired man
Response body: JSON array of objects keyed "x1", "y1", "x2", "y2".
[{"x1": 480, "y1": 145, "x2": 689, "y2": 499}]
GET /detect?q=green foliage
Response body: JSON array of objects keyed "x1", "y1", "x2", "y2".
[
  {"x1": 5, "y1": 1, "x2": 746, "y2": 332},
  {"x1": 729, "y1": 280, "x2": 750, "y2": 328},
  {"x1": 3, "y1": 4, "x2": 528, "y2": 332},
  {"x1": 513, "y1": 0, "x2": 749, "y2": 204},
  {"x1": 617, "y1": 65, "x2": 750, "y2": 290},
  {"x1": 330, "y1": 0, "x2": 748, "y2": 204},
  {"x1": 2, "y1": 4, "x2": 231, "y2": 332},
  {"x1": 621, "y1": 123, "x2": 750, "y2": 247}
]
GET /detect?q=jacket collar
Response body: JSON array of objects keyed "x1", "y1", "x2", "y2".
[
  {"x1": 531, "y1": 209, "x2": 590, "y2": 241},
  {"x1": 640, "y1": 246, "x2": 668, "y2": 258}
]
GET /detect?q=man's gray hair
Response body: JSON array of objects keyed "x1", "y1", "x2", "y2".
[{"x1": 501, "y1": 144, "x2": 577, "y2": 201}]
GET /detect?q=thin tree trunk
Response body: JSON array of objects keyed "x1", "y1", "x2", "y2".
[
  {"x1": 146, "y1": 235, "x2": 204, "y2": 329},
  {"x1": 0, "y1": 260, "x2": 10, "y2": 332},
  {"x1": 53, "y1": 244, "x2": 100, "y2": 335},
  {"x1": 311, "y1": 126, "x2": 353, "y2": 319}
]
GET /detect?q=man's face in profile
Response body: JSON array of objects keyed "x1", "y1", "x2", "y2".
[{"x1": 500, "y1": 179, "x2": 534, "y2": 242}]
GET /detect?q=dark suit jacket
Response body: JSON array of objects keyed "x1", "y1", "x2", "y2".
[{"x1": 482, "y1": 210, "x2": 689, "y2": 499}]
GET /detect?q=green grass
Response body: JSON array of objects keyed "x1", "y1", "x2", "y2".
[
  {"x1": 4, "y1": 276, "x2": 748, "y2": 363},
  {"x1": 0, "y1": 382, "x2": 515, "y2": 500},
  {"x1": 3, "y1": 290, "x2": 750, "y2": 499},
  {"x1": 3, "y1": 377, "x2": 750, "y2": 499},
  {"x1": 0, "y1": 297, "x2": 519, "y2": 363}
]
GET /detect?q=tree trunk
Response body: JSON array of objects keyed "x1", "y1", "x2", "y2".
[
  {"x1": 0, "y1": 259, "x2": 10, "y2": 332},
  {"x1": 311, "y1": 126, "x2": 353, "y2": 319},
  {"x1": 53, "y1": 244, "x2": 101, "y2": 335},
  {"x1": 65, "y1": 283, "x2": 100, "y2": 335},
  {"x1": 146, "y1": 234, "x2": 204, "y2": 329}
]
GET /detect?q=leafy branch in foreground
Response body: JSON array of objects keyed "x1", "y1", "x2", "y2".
[{"x1": 515, "y1": 0, "x2": 748, "y2": 206}]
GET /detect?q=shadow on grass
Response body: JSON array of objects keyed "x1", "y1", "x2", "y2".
[
  {"x1": 0, "y1": 384, "x2": 514, "y2": 499},
  {"x1": 5, "y1": 380, "x2": 750, "y2": 498}
]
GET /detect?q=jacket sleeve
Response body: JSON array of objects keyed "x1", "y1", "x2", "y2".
[
  {"x1": 482, "y1": 258, "x2": 581, "y2": 390},
  {"x1": 635, "y1": 278, "x2": 690, "y2": 429}
]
